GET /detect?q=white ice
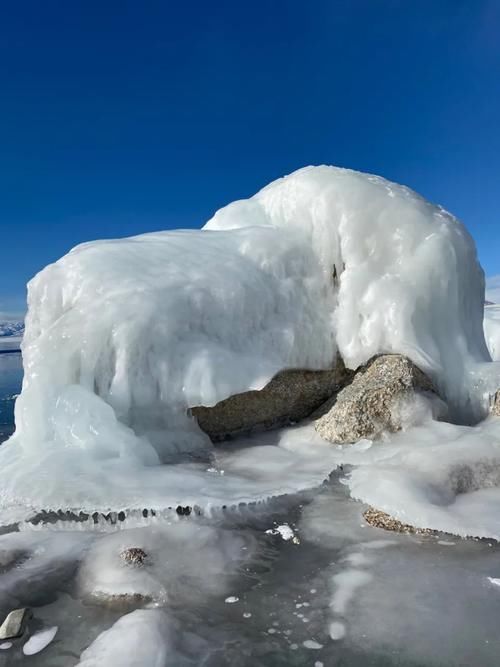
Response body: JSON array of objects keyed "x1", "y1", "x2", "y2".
[
  {"x1": 22, "y1": 626, "x2": 58, "y2": 655},
  {"x1": 343, "y1": 417, "x2": 500, "y2": 540},
  {"x1": 0, "y1": 165, "x2": 499, "y2": 538},
  {"x1": 0, "y1": 426, "x2": 339, "y2": 524},
  {"x1": 205, "y1": 166, "x2": 491, "y2": 416},
  {"x1": 76, "y1": 610, "x2": 172, "y2": 667},
  {"x1": 328, "y1": 621, "x2": 346, "y2": 641},
  {"x1": 265, "y1": 523, "x2": 296, "y2": 541},
  {"x1": 78, "y1": 522, "x2": 252, "y2": 605}
]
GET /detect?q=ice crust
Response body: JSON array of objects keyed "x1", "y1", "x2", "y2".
[{"x1": 1, "y1": 165, "x2": 499, "y2": 531}]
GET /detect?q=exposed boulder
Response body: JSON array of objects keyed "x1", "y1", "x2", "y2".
[
  {"x1": 315, "y1": 354, "x2": 441, "y2": 444},
  {"x1": 192, "y1": 358, "x2": 352, "y2": 441}
]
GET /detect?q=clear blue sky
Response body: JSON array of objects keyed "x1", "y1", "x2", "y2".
[{"x1": 1, "y1": 0, "x2": 499, "y2": 314}]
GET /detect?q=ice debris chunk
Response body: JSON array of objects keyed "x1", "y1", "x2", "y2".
[
  {"x1": 22, "y1": 626, "x2": 58, "y2": 656},
  {"x1": 265, "y1": 523, "x2": 300, "y2": 543},
  {"x1": 76, "y1": 610, "x2": 172, "y2": 666}
]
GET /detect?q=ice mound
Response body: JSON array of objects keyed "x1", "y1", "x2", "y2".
[
  {"x1": 0, "y1": 165, "x2": 495, "y2": 518},
  {"x1": 16, "y1": 225, "x2": 333, "y2": 464},
  {"x1": 484, "y1": 305, "x2": 500, "y2": 361},
  {"x1": 206, "y1": 166, "x2": 490, "y2": 415},
  {"x1": 76, "y1": 609, "x2": 173, "y2": 666},
  {"x1": 342, "y1": 418, "x2": 500, "y2": 540},
  {"x1": 78, "y1": 522, "x2": 253, "y2": 605}
]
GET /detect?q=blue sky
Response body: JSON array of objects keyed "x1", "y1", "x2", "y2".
[{"x1": 0, "y1": 0, "x2": 499, "y2": 315}]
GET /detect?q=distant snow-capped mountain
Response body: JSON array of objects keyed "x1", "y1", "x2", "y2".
[{"x1": 0, "y1": 321, "x2": 24, "y2": 337}]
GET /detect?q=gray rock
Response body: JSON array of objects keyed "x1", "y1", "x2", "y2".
[
  {"x1": 0, "y1": 608, "x2": 32, "y2": 640},
  {"x1": 314, "y1": 354, "x2": 439, "y2": 444},
  {"x1": 191, "y1": 358, "x2": 352, "y2": 441},
  {"x1": 491, "y1": 391, "x2": 500, "y2": 417}
]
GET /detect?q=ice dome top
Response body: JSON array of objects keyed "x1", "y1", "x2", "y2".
[{"x1": 205, "y1": 166, "x2": 491, "y2": 417}]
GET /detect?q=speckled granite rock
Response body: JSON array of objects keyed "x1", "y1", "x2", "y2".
[
  {"x1": 121, "y1": 548, "x2": 148, "y2": 566},
  {"x1": 363, "y1": 507, "x2": 434, "y2": 535},
  {"x1": 192, "y1": 358, "x2": 352, "y2": 442},
  {"x1": 314, "y1": 354, "x2": 439, "y2": 444}
]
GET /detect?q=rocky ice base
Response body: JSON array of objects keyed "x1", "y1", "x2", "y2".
[{"x1": 2, "y1": 480, "x2": 500, "y2": 666}]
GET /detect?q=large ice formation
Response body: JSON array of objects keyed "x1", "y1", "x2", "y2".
[{"x1": 0, "y1": 165, "x2": 498, "y2": 526}]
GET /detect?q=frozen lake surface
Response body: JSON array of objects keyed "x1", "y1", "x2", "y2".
[
  {"x1": 1, "y1": 415, "x2": 500, "y2": 664},
  {"x1": 1, "y1": 353, "x2": 500, "y2": 665}
]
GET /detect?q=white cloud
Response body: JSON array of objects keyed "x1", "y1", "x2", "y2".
[{"x1": 486, "y1": 276, "x2": 500, "y2": 304}]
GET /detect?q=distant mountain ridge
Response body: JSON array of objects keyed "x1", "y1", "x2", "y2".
[{"x1": 0, "y1": 321, "x2": 24, "y2": 337}]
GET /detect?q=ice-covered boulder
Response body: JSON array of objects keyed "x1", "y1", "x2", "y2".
[
  {"x1": 314, "y1": 355, "x2": 443, "y2": 443},
  {"x1": 78, "y1": 523, "x2": 253, "y2": 607},
  {"x1": 205, "y1": 166, "x2": 490, "y2": 419},
  {"x1": 192, "y1": 359, "x2": 352, "y2": 441},
  {"x1": 0, "y1": 165, "x2": 495, "y2": 518}
]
